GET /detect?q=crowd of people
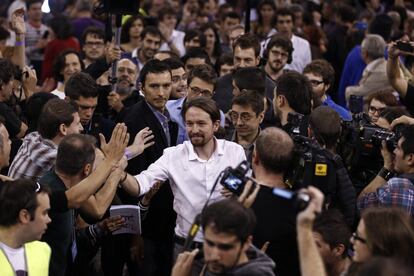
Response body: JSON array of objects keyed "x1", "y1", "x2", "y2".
[{"x1": 1, "y1": 0, "x2": 414, "y2": 275}]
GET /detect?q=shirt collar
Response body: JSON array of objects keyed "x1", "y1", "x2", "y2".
[
  {"x1": 187, "y1": 137, "x2": 224, "y2": 161},
  {"x1": 146, "y1": 101, "x2": 170, "y2": 124}
]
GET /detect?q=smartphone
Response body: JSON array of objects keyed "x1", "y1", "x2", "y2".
[{"x1": 396, "y1": 41, "x2": 414, "y2": 53}]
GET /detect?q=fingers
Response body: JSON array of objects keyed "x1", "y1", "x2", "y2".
[
  {"x1": 238, "y1": 180, "x2": 252, "y2": 203},
  {"x1": 261, "y1": 241, "x2": 270, "y2": 253},
  {"x1": 99, "y1": 133, "x2": 107, "y2": 148}
]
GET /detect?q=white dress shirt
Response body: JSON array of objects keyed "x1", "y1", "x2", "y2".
[
  {"x1": 135, "y1": 138, "x2": 246, "y2": 241},
  {"x1": 285, "y1": 34, "x2": 312, "y2": 73},
  {"x1": 159, "y1": 29, "x2": 186, "y2": 57}
]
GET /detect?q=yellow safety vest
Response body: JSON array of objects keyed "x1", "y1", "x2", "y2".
[{"x1": 0, "y1": 241, "x2": 51, "y2": 276}]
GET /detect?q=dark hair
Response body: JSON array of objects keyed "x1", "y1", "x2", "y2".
[
  {"x1": 232, "y1": 67, "x2": 266, "y2": 96},
  {"x1": 140, "y1": 25, "x2": 162, "y2": 41},
  {"x1": 401, "y1": 125, "x2": 414, "y2": 157},
  {"x1": 120, "y1": 15, "x2": 145, "y2": 44},
  {"x1": 313, "y1": 209, "x2": 351, "y2": 258},
  {"x1": 0, "y1": 179, "x2": 49, "y2": 227},
  {"x1": 187, "y1": 64, "x2": 217, "y2": 89},
  {"x1": 265, "y1": 35, "x2": 294, "y2": 64},
  {"x1": 55, "y1": 134, "x2": 96, "y2": 176},
  {"x1": 334, "y1": 4, "x2": 356, "y2": 24},
  {"x1": 37, "y1": 98, "x2": 78, "y2": 139},
  {"x1": 276, "y1": 71, "x2": 312, "y2": 115},
  {"x1": 369, "y1": 14, "x2": 393, "y2": 42},
  {"x1": 257, "y1": 0, "x2": 277, "y2": 28},
  {"x1": 26, "y1": 0, "x2": 43, "y2": 10},
  {"x1": 200, "y1": 23, "x2": 222, "y2": 59},
  {"x1": 0, "y1": 59, "x2": 15, "y2": 86},
  {"x1": 303, "y1": 59, "x2": 335, "y2": 91},
  {"x1": 163, "y1": 58, "x2": 184, "y2": 70},
  {"x1": 48, "y1": 15, "x2": 73, "y2": 40},
  {"x1": 216, "y1": 53, "x2": 234, "y2": 70},
  {"x1": 362, "y1": 207, "x2": 414, "y2": 267},
  {"x1": 276, "y1": 7, "x2": 295, "y2": 22},
  {"x1": 182, "y1": 97, "x2": 220, "y2": 123},
  {"x1": 310, "y1": 106, "x2": 341, "y2": 149},
  {"x1": 26, "y1": 93, "x2": 58, "y2": 133},
  {"x1": 255, "y1": 127, "x2": 294, "y2": 173},
  {"x1": 232, "y1": 91, "x2": 264, "y2": 115},
  {"x1": 222, "y1": 11, "x2": 241, "y2": 23},
  {"x1": 368, "y1": 90, "x2": 398, "y2": 107},
  {"x1": 52, "y1": 50, "x2": 85, "y2": 82},
  {"x1": 181, "y1": 48, "x2": 211, "y2": 66},
  {"x1": 201, "y1": 199, "x2": 256, "y2": 243},
  {"x1": 139, "y1": 59, "x2": 171, "y2": 87},
  {"x1": 65, "y1": 72, "x2": 99, "y2": 100},
  {"x1": 157, "y1": 6, "x2": 177, "y2": 22},
  {"x1": 233, "y1": 33, "x2": 261, "y2": 58},
  {"x1": 184, "y1": 29, "x2": 207, "y2": 48},
  {"x1": 355, "y1": 257, "x2": 414, "y2": 276},
  {"x1": 81, "y1": 26, "x2": 105, "y2": 45}
]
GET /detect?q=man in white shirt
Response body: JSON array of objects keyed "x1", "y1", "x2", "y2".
[
  {"x1": 158, "y1": 7, "x2": 186, "y2": 57},
  {"x1": 275, "y1": 7, "x2": 311, "y2": 73},
  {"x1": 119, "y1": 97, "x2": 246, "y2": 255}
]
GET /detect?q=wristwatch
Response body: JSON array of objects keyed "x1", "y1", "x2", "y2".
[{"x1": 378, "y1": 167, "x2": 395, "y2": 181}]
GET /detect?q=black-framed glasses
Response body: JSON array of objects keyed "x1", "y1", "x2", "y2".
[
  {"x1": 189, "y1": 86, "x2": 213, "y2": 97},
  {"x1": 368, "y1": 106, "x2": 385, "y2": 114},
  {"x1": 309, "y1": 80, "x2": 324, "y2": 86},
  {"x1": 352, "y1": 232, "x2": 367, "y2": 244},
  {"x1": 229, "y1": 111, "x2": 255, "y2": 122}
]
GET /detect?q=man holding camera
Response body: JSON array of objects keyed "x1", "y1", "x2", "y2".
[
  {"x1": 358, "y1": 125, "x2": 414, "y2": 217},
  {"x1": 386, "y1": 40, "x2": 414, "y2": 115}
]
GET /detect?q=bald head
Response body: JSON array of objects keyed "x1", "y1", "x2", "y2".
[{"x1": 255, "y1": 127, "x2": 294, "y2": 174}]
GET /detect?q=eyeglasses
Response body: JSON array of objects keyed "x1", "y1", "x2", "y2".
[
  {"x1": 172, "y1": 74, "x2": 188, "y2": 83},
  {"x1": 85, "y1": 41, "x2": 105, "y2": 47},
  {"x1": 230, "y1": 111, "x2": 255, "y2": 122},
  {"x1": 189, "y1": 86, "x2": 213, "y2": 97},
  {"x1": 309, "y1": 80, "x2": 324, "y2": 86},
  {"x1": 369, "y1": 106, "x2": 385, "y2": 114},
  {"x1": 351, "y1": 232, "x2": 367, "y2": 244}
]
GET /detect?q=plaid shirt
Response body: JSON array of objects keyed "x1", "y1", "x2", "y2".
[
  {"x1": 357, "y1": 177, "x2": 414, "y2": 217},
  {"x1": 8, "y1": 131, "x2": 57, "y2": 181}
]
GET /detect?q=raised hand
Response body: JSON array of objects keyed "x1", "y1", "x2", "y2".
[
  {"x1": 237, "y1": 179, "x2": 260, "y2": 208},
  {"x1": 171, "y1": 248, "x2": 199, "y2": 276},
  {"x1": 10, "y1": 8, "x2": 25, "y2": 35},
  {"x1": 100, "y1": 123, "x2": 129, "y2": 163},
  {"x1": 107, "y1": 91, "x2": 124, "y2": 112},
  {"x1": 127, "y1": 127, "x2": 155, "y2": 159}
]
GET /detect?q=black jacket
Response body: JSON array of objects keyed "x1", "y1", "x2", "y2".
[{"x1": 123, "y1": 100, "x2": 178, "y2": 241}]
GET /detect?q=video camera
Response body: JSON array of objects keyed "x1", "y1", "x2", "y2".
[
  {"x1": 338, "y1": 112, "x2": 402, "y2": 190},
  {"x1": 283, "y1": 113, "x2": 337, "y2": 198},
  {"x1": 220, "y1": 161, "x2": 310, "y2": 211}
]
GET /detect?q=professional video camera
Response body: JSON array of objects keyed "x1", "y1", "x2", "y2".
[
  {"x1": 284, "y1": 113, "x2": 337, "y2": 197},
  {"x1": 338, "y1": 112, "x2": 402, "y2": 190}
]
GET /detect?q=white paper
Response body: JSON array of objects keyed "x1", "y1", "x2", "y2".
[{"x1": 109, "y1": 205, "x2": 141, "y2": 235}]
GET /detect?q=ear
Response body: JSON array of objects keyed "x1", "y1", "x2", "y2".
[
  {"x1": 255, "y1": 56, "x2": 261, "y2": 67},
  {"x1": 242, "y1": 235, "x2": 253, "y2": 252},
  {"x1": 277, "y1": 95, "x2": 285, "y2": 107},
  {"x1": 332, "y1": 244, "x2": 345, "y2": 258},
  {"x1": 258, "y1": 111, "x2": 265, "y2": 123},
  {"x1": 19, "y1": 209, "x2": 31, "y2": 224},
  {"x1": 83, "y1": 163, "x2": 92, "y2": 176},
  {"x1": 252, "y1": 148, "x2": 259, "y2": 166},
  {"x1": 406, "y1": 153, "x2": 414, "y2": 167},
  {"x1": 324, "y1": 83, "x2": 331, "y2": 93},
  {"x1": 213, "y1": 120, "x2": 220, "y2": 132},
  {"x1": 59, "y1": 123, "x2": 67, "y2": 136}
]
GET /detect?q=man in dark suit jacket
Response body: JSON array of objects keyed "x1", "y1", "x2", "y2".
[{"x1": 101, "y1": 60, "x2": 178, "y2": 276}]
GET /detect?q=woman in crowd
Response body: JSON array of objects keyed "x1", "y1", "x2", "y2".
[
  {"x1": 120, "y1": 15, "x2": 146, "y2": 53},
  {"x1": 253, "y1": 0, "x2": 277, "y2": 41},
  {"x1": 200, "y1": 23, "x2": 221, "y2": 65}
]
